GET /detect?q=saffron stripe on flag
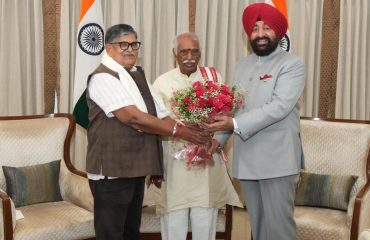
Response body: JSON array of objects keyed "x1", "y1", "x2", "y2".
[
  {"x1": 80, "y1": 0, "x2": 95, "y2": 21},
  {"x1": 271, "y1": 0, "x2": 288, "y2": 19}
]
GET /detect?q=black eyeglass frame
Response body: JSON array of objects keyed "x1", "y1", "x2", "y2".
[{"x1": 110, "y1": 41, "x2": 142, "y2": 50}]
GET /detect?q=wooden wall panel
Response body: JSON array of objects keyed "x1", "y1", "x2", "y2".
[{"x1": 318, "y1": 0, "x2": 340, "y2": 118}]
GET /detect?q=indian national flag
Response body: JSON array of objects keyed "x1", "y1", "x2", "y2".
[
  {"x1": 73, "y1": 0, "x2": 104, "y2": 129},
  {"x1": 265, "y1": 0, "x2": 291, "y2": 52}
]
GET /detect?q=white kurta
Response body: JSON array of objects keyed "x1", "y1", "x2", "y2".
[{"x1": 152, "y1": 67, "x2": 243, "y2": 215}]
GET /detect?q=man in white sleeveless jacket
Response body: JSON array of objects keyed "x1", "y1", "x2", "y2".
[{"x1": 152, "y1": 32, "x2": 242, "y2": 240}]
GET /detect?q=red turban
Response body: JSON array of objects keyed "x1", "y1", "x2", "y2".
[{"x1": 242, "y1": 3, "x2": 288, "y2": 39}]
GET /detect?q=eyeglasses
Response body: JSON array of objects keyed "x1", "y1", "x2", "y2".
[
  {"x1": 178, "y1": 48, "x2": 201, "y2": 56},
  {"x1": 110, "y1": 41, "x2": 141, "y2": 50}
]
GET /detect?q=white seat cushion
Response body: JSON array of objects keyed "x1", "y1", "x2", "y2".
[
  {"x1": 295, "y1": 206, "x2": 348, "y2": 240},
  {"x1": 360, "y1": 229, "x2": 370, "y2": 240},
  {"x1": 14, "y1": 201, "x2": 94, "y2": 240}
]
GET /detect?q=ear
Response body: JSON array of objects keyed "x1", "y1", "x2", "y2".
[
  {"x1": 172, "y1": 48, "x2": 178, "y2": 67},
  {"x1": 105, "y1": 44, "x2": 113, "y2": 55}
]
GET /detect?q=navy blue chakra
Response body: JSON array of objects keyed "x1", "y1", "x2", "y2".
[
  {"x1": 279, "y1": 34, "x2": 291, "y2": 52},
  {"x1": 78, "y1": 23, "x2": 104, "y2": 55}
]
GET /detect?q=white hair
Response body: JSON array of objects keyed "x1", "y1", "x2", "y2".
[{"x1": 172, "y1": 32, "x2": 200, "y2": 51}]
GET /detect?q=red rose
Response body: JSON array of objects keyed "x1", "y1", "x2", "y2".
[
  {"x1": 198, "y1": 98, "x2": 207, "y2": 108},
  {"x1": 187, "y1": 103, "x2": 196, "y2": 111},
  {"x1": 208, "y1": 97, "x2": 216, "y2": 107},
  {"x1": 183, "y1": 96, "x2": 191, "y2": 105},
  {"x1": 221, "y1": 85, "x2": 230, "y2": 94},
  {"x1": 211, "y1": 107, "x2": 220, "y2": 114},
  {"x1": 192, "y1": 81, "x2": 202, "y2": 88},
  {"x1": 222, "y1": 106, "x2": 231, "y2": 112},
  {"x1": 214, "y1": 100, "x2": 224, "y2": 110},
  {"x1": 207, "y1": 82, "x2": 218, "y2": 92},
  {"x1": 217, "y1": 93, "x2": 230, "y2": 103},
  {"x1": 229, "y1": 93, "x2": 234, "y2": 100},
  {"x1": 195, "y1": 86, "x2": 206, "y2": 97}
]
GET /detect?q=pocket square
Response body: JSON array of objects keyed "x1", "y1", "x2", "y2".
[{"x1": 259, "y1": 74, "x2": 272, "y2": 80}]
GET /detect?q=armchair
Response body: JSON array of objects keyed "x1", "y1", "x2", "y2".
[
  {"x1": 0, "y1": 114, "x2": 95, "y2": 240},
  {"x1": 295, "y1": 118, "x2": 370, "y2": 240}
]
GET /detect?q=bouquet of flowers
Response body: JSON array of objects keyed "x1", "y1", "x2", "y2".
[{"x1": 170, "y1": 78, "x2": 244, "y2": 168}]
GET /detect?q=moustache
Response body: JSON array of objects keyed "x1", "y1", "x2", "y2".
[
  {"x1": 182, "y1": 59, "x2": 196, "y2": 64},
  {"x1": 123, "y1": 52, "x2": 135, "y2": 56}
]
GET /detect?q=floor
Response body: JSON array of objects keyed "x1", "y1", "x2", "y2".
[{"x1": 230, "y1": 207, "x2": 251, "y2": 240}]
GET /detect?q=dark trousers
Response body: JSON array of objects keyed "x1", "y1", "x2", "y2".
[{"x1": 89, "y1": 177, "x2": 145, "y2": 240}]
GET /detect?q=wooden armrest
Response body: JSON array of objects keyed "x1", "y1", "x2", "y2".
[
  {"x1": 352, "y1": 181, "x2": 370, "y2": 239},
  {"x1": 0, "y1": 190, "x2": 14, "y2": 240}
]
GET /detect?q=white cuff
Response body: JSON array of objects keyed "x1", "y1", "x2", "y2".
[{"x1": 232, "y1": 118, "x2": 241, "y2": 135}]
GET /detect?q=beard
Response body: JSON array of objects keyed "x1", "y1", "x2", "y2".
[{"x1": 250, "y1": 36, "x2": 280, "y2": 56}]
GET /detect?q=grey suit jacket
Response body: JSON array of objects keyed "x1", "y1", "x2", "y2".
[{"x1": 216, "y1": 48, "x2": 306, "y2": 180}]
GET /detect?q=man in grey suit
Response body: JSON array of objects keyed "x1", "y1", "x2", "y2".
[{"x1": 204, "y1": 3, "x2": 306, "y2": 240}]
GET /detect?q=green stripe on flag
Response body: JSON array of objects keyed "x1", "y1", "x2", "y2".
[{"x1": 73, "y1": 89, "x2": 89, "y2": 129}]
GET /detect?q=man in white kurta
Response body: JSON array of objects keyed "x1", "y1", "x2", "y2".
[{"x1": 152, "y1": 32, "x2": 242, "y2": 240}]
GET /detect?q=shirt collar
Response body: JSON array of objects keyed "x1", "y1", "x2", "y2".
[{"x1": 125, "y1": 66, "x2": 137, "y2": 72}]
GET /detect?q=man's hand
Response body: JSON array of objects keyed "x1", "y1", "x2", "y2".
[
  {"x1": 176, "y1": 124, "x2": 212, "y2": 145},
  {"x1": 207, "y1": 139, "x2": 221, "y2": 155},
  {"x1": 203, "y1": 114, "x2": 234, "y2": 132},
  {"x1": 149, "y1": 175, "x2": 164, "y2": 188}
]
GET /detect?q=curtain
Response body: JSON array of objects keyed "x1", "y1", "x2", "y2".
[
  {"x1": 336, "y1": 0, "x2": 370, "y2": 120},
  {"x1": 195, "y1": 0, "x2": 250, "y2": 85},
  {"x1": 0, "y1": 0, "x2": 44, "y2": 115},
  {"x1": 287, "y1": 0, "x2": 323, "y2": 117}
]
